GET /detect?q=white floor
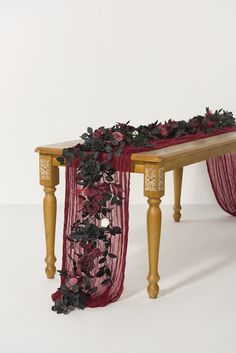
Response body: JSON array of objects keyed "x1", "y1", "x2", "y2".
[{"x1": 0, "y1": 204, "x2": 235, "y2": 353}]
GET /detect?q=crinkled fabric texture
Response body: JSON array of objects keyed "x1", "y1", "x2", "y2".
[
  {"x1": 57, "y1": 127, "x2": 236, "y2": 308},
  {"x1": 207, "y1": 152, "x2": 236, "y2": 216}
]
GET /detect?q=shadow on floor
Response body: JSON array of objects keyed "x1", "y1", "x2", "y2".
[{"x1": 121, "y1": 210, "x2": 236, "y2": 300}]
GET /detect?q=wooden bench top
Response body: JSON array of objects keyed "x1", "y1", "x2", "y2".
[{"x1": 35, "y1": 131, "x2": 236, "y2": 172}]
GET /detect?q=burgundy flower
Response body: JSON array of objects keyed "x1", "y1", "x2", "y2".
[
  {"x1": 66, "y1": 277, "x2": 78, "y2": 288},
  {"x1": 93, "y1": 193, "x2": 104, "y2": 203},
  {"x1": 83, "y1": 200, "x2": 100, "y2": 215},
  {"x1": 80, "y1": 254, "x2": 95, "y2": 273},
  {"x1": 51, "y1": 290, "x2": 63, "y2": 302},
  {"x1": 93, "y1": 128, "x2": 104, "y2": 138},
  {"x1": 83, "y1": 187, "x2": 103, "y2": 202},
  {"x1": 81, "y1": 242, "x2": 94, "y2": 253},
  {"x1": 92, "y1": 248, "x2": 102, "y2": 258},
  {"x1": 159, "y1": 125, "x2": 168, "y2": 137},
  {"x1": 206, "y1": 120, "x2": 215, "y2": 128},
  {"x1": 112, "y1": 131, "x2": 124, "y2": 143},
  {"x1": 189, "y1": 118, "x2": 200, "y2": 129},
  {"x1": 83, "y1": 184, "x2": 110, "y2": 200}
]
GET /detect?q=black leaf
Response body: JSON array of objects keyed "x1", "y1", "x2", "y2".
[
  {"x1": 96, "y1": 268, "x2": 105, "y2": 277},
  {"x1": 57, "y1": 156, "x2": 65, "y2": 165},
  {"x1": 105, "y1": 268, "x2": 111, "y2": 276},
  {"x1": 112, "y1": 226, "x2": 122, "y2": 234},
  {"x1": 89, "y1": 287, "x2": 98, "y2": 293},
  {"x1": 101, "y1": 278, "x2": 111, "y2": 286},
  {"x1": 105, "y1": 175, "x2": 113, "y2": 182},
  {"x1": 111, "y1": 196, "x2": 116, "y2": 205},
  {"x1": 108, "y1": 253, "x2": 117, "y2": 258},
  {"x1": 103, "y1": 192, "x2": 112, "y2": 201},
  {"x1": 102, "y1": 250, "x2": 108, "y2": 256}
]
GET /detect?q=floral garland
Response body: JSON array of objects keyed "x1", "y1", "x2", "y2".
[{"x1": 52, "y1": 108, "x2": 235, "y2": 314}]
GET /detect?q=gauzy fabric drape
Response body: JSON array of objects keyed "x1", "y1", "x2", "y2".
[
  {"x1": 61, "y1": 166, "x2": 131, "y2": 307},
  {"x1": 207, "y1": 152, "x2": 236, "y2": 217},
  {"x1": 54, "y1": 127, "x2": 236, "y2": 308}
]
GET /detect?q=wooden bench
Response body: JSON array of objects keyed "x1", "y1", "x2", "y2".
[{"x1": 35, "y1": 131, "x2": 236, "y2": 299}]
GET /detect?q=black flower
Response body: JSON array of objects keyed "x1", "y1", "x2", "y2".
[
  {"x1": 84, "y1": 223, "x2": 100, "y2": 241},
  {"x1": 91, "y1": 138, "x2": 104, "y2": 151},
  {"x1": 80, "y1": 160, "x2": 101, "y2": 181}
]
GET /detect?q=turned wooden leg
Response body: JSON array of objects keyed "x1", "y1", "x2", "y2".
[
  {"x1": 144, "y1": 164, "x2": 165, "y2": 299},
  {"x1": 43, "y1": 186, "x2": 57, "y2": 278},
  {"x1": 173, "y1": 167, "x2": 183, "y2": 222},
  {"x1": 147, "y1": 197, "x2": 162, "y2": 298},
  {"x1": 39, "y1": 154, "x2": 59, "y2": 278}
]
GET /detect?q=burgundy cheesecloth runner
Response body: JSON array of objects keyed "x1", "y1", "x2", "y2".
[
  {"x1": 207, "y1": 153, "x2": 236, "y2": 216},
  {"x1": 51, "y1": 111, "x2": 236, "y2": 314}
]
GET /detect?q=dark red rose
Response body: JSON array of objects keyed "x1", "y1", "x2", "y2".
[
  {"x1": 51, "y1": 290, "x2": 63, "y2": 302},
  {"x1": 83, "y1": 200, "x2": 100, "y2": 215},
  {"x1": 84, "y1": 187, "x2": 103, "y2": 202},
  {"x1": 93, "y1": 128, "x2": 104, "y2": 138},
  {"x1": 93, "y1": 193, "x2": 104, "y2": 203},
  {"x1": 66, "y1": 277, "x2": 78, "y2": 288},
  {"x1": 159, "y1": 125, "x2": 168, "y2": 137},
  {"x1": 112, "y1": 131, "x2": 124, "y2": 143},
  {"x1": 80, "y1": 254, "x2": 95, "y2": 273},
  {"x1": 206, "y1": 120, "x2": 215, "y2": 128},
  {"x1": 165, "y1": 120, "x2": 178, "y2": 129},
  {"x1": 189, "y1": 118, "x2": 200, "y2": 129},
  {"x1": 81, "y1": 242, "x2": 94, "y2": 253},
  {"x1": 92, "y1": 248, "x2": 102, "y2": 258}
]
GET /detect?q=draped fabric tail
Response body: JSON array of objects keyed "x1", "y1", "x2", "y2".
[
  {"x1": 56, "y1": 166, "x2": 131, "y2": 308},
  {"x1": 206, "y1": 152, "x2": 236, "y2": 216}
]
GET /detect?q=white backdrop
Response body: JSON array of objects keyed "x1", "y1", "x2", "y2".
[{"x1": 0, "y1": 0, "x2": 236, "y2": 205}]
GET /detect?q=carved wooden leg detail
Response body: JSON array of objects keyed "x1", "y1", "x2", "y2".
[
  {"x1": 39, "y1": 154, "x2": 59, "y2": 278},
  {"x1": 43, "y1": 186, "x2": 57, "y2": 278},
  {"x1": 173, "y1": 167, "x2": 183, "y2": 222},
  {"x1": 144, "y1": 163, "x2": 165, "y2": 299},
  {"x1": 147, "y1": 197, "x2": 162, "y2": 298}
]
